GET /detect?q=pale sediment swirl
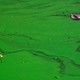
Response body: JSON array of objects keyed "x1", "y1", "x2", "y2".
[
  {"x1": 28, "y1": 50, "x2": 80, "y2": 76},
  {"x1": 0, "y1": 32, "x2": 80, "y2": 76},
  {"x1": 0, "y1": 0, "x2": 80, "y2": 77},
  {"x1": 0, "y1": 47, "x2": 80, "y2": 76}
]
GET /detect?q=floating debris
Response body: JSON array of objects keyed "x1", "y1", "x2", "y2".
[
  {"x1": 0, "y1": 54, "x2": 3, "y2": 63},
  {"x1": 0, "y1": 54, "x2": 3, "y2": 58},
  {"x1": 71, "y1": 14, "x2": 80, "y2": 20}
]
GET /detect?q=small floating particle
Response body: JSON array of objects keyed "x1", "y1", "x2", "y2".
[
  {"x1": 0, "y1": 54, "x2": 3, "y2": 58},
  {"x1": 70, "y1": 14, "x2": 80, "y2": 20}
]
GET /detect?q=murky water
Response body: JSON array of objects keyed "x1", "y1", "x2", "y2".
[{"x1": 0, "y1": 0, "x2": 80, "y2": 80}]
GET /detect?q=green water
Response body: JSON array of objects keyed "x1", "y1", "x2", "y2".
[{"x1": 0, "y1": 0, "x2": 80, "y2": 80}]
